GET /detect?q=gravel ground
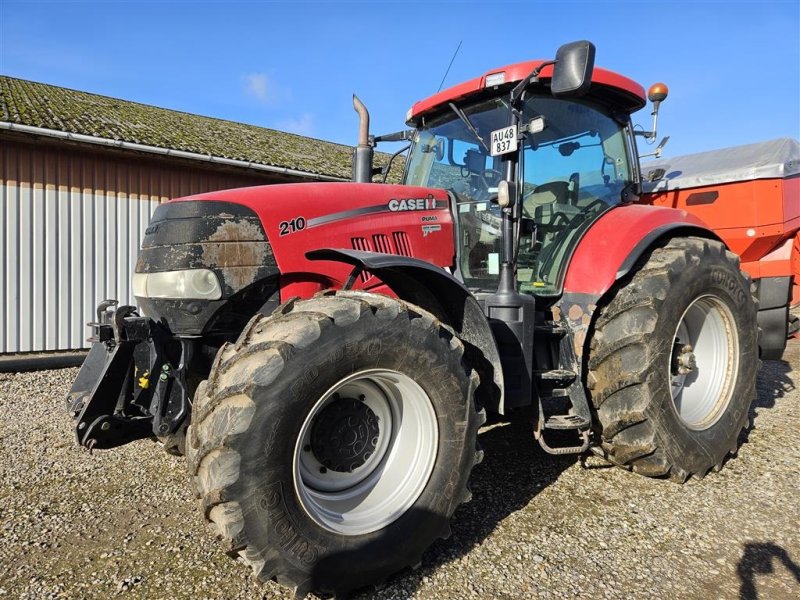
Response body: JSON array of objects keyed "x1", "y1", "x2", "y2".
[{"x1": 1, "y1": 339, "x2": 798, "y2": 600}]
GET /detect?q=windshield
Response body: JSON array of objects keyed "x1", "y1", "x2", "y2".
[
  {"x1": 404, "y1": 93, "x2": 632, "y2": 295},
  {"x1": 405, "y1": 97, "x2": 510, "y2": 202}
]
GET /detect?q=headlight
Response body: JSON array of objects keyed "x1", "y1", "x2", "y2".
[{"x1": 132, "y1": 269, "x2": 222, "y2": 300}]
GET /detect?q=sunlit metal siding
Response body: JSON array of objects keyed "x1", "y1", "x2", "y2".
[{"x1": 0, "y1": 138, "x2": 271, "y2": 353}]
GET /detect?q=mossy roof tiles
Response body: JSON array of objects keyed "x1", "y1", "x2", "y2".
[{"x1": 0, "y1": 75, "x2": 361, "y2": 179}]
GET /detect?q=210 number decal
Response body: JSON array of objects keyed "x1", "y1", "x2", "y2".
[{"x1": 279, "y1": 216, "x2": 306, "y2": 236}]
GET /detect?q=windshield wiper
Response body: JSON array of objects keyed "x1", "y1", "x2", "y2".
[{"x1": 448, "y1": 102, "x2": 490, "y2": 153}]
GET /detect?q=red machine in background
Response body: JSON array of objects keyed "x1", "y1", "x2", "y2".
[{"x1": 642, "y1": 137, "x2": 800, "y2": 355}]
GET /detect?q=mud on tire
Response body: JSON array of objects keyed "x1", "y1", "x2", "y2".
[
  {"x1": 186, "y1": 291, "x2": 485, "y2": 597},
  {"x1": 588, "y1": 237, "x2": 758, "y2": 482}
]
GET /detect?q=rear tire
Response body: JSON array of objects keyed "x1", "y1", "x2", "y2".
[
  {"x1": 186, "y1": 291, "x2": 484, "y2": 596},
  {"x1": 588, "y1": 237, "x2": 757, "y2": 482}
]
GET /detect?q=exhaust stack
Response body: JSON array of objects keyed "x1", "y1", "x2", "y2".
[{"x1": 352, "y1": 95, "x2": 374, "y2": 183}]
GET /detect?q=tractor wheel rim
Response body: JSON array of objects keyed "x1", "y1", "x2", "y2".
[
  {"x1": 293, "y1": 369, "x2": 438, "y2": 536},
  {"x1": 669, "y1": 295, "x2": 739, "y2": 430}
]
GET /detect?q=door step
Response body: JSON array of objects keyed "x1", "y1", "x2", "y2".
[
  {"x1": 536, "y1": 429, "x2": 591, "y2": 455},
  {"x1": 536, "y1": 394, "x2": 592, "y2": 455},
  {"x1": 544, "y1": 414, "x2": 591, "y2": 430},
  {"x1": 534, "y1": 369, "x2": 577, "y2": 384},
  {"x1": 533, "y1": 321, "x2": 593, "y2": 455}
]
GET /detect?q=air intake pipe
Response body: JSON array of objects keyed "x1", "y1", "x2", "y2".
[{"x1": 352, "y1": 95, "x2": 374, "y2": 183}]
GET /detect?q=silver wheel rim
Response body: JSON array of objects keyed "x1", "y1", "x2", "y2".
[
  {"x1": 669, "y1": 295, "x2": 739, "y2": 430},
  {"x1": 293, "y1": 369, "x2": 438, "y2": 535}
]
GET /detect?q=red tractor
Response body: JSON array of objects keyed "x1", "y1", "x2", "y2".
[{"x1": 68, "y1": 41, "x2": 793, "y2": 596}]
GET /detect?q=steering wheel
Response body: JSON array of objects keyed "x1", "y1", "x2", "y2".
[
  {"x1": 464, "y1": 168, "x2": 502, "y2": 202},
  {"x1": 533, "y1": 210, "x2": 572, "y2": 238},
  {"x1": 574, "y1": 198, "x2": 607, "y2": 214}
]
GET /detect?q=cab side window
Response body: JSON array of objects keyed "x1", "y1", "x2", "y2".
[{"x1": 517, "y1": 98, "x2": 631, "y2": 294}]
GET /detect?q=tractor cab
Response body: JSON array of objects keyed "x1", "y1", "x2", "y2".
[
  {"x1": 403, "y1": 91, "x2": 636, "y2": 296},
  {"x1": 397, "y1": 45, "x2": 649, "y2": 300}
]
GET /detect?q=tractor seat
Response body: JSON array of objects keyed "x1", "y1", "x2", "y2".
[
  {"x1": 523, "y1": 181, "x2": 584, "y2": 229},
  {"x1": 522, "y1": 181, "x2": 571, "y2": 218}
]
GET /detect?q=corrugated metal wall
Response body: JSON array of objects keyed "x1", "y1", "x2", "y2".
[{"x1": 0, "y1": 138, "x2": 271, "y2": 353}]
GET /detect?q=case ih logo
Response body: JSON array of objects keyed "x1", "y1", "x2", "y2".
[{"x1": 388, "y1": 196, "x2": 437, "y2": 212}]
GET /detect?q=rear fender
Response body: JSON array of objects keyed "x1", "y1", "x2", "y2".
[
  {"x1": 564, "y1": 205, "x2": 718, "y2": 297},
  {"x1": 557, "y1": 205, "x2": 720, "y2": 361},
  {"x1": 307, "y1": 249, "x2": 505, "y2": 414}
]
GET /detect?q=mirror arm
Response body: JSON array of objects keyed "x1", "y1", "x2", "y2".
[
  {"x1": 510, "y1": 60, "x2": 556, "y2": 107},
  {"x1": 639, "y1": 136, "x2": 670, "y2": 159},
  {"x1": 373, "y1": 129, "x2": 415, "y2": 143}
]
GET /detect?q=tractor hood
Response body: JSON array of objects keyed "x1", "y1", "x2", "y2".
[
  {"x1": 167, "y1": 182, "x2": 455, "y2": 283},
  {"x1": 135, "y1": 183, "x2": 455, "y2": 332}
]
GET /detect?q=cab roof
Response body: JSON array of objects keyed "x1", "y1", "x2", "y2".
[{"x1": 409, "y1": 60, "x2": 647, "y2": 123}]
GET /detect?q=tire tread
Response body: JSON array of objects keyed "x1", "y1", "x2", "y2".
[
  {"x1": 186, "y1": 290, "x2": 482, "y2": 593},
  {"x1": 588, "y1": 236, "x2": 757, "y2": 482}
]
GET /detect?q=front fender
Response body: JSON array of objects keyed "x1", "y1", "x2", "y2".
[{"x1": 307, "y1": 249, "x2": 505, "y2": 414}]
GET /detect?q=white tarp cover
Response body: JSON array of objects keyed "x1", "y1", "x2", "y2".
[{"x1": 642, "y1": 137, "x2": 800, "y2": 192}]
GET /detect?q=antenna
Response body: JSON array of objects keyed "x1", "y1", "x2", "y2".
[{"x1": 437, "y1": 40, "x2": 463, "y2": 93}]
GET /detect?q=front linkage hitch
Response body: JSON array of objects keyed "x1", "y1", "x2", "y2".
[{"x1": 67, "y1": 300, "x2": 191, "y2": 451}]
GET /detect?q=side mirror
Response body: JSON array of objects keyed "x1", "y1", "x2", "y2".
[
  {"x1": 551, "y1": 40, "x2": 596, "y2": 97},
  {"x1": 434, "y1": 138, "x2": 444, "y2": 162}
]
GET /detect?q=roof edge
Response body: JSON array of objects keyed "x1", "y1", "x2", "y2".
[{"x1": 0, "y1": 121, "x2": 350, "y2": 182}]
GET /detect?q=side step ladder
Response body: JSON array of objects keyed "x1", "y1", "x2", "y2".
[{"x1": 532, "y1": 344, "x2": 593, "y2": 455}]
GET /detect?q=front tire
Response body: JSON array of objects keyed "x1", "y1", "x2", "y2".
[
  {"x1": 186, "y1": 291, "x2": 484, "y2": 596},
  {"x1": 588, "y1": 237, "x2": 757, "y2": 482}
]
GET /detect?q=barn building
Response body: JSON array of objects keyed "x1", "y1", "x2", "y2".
[{"x1": 0, "y1": 75, "x2": 357, "y2": 363}]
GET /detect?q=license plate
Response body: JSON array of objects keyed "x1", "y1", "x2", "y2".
[{"x1": 490, "y1": 125, "x2": 518, "y2": 156}]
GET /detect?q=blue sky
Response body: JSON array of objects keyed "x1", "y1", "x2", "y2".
[{"x1": 1, "y1": 0, "x2": 798, "y2": 159}]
